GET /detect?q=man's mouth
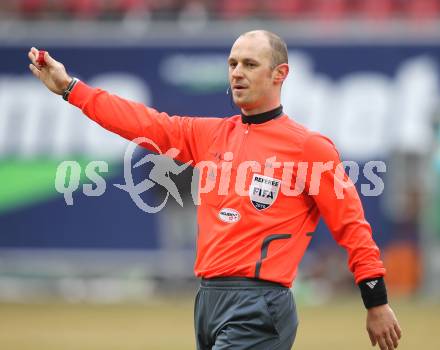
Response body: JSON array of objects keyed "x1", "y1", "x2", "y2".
[{"x1": 233, "y1": 85, "x2": 248, "y2": 90}]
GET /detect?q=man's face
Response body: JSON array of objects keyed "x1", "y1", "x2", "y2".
[{"x1": 228, "y1": 34, "x2": 276, "y2": 113}]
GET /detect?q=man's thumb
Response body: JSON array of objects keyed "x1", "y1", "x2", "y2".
[{"x1": 44, "y1": 51, "x2": 56, "y2": 66}]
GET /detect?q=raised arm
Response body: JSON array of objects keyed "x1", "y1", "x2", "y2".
[{"x1": 28, "y1": 48, "x2": 221, "y2": 164}]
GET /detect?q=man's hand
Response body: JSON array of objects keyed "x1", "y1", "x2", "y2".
[
  {"x1": 367, "y1": 304, "x2": 402, "y2": 350},
  {"x1": 28, "y1": 47, "x2": 72, "y2": 95}
]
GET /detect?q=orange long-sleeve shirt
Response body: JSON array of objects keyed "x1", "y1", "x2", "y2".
[{"x1": 69, "y1": 81, "x2": 385, "y2": 287}]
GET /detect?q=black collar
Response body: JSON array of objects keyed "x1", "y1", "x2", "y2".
[{"x1": 241, "y1": 105, "x2": 283, "y2": 124}]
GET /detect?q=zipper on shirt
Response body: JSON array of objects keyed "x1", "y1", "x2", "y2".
[
  {"x1": 237, "y1": 123, "x2": 250, "y2": 161},
  {"x1": 244, "y1": 124, "x2": 250, "y2": 134}
]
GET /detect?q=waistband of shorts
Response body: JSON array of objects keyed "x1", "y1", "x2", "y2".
[{"x1": 200, "y1": 277, "x2": 287, "y2": 289}]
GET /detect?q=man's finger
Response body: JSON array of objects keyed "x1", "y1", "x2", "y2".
[
  {"x1": 28, "y1": 50, "x2": 38, "y2": 66},
  {"x1": 385, "y1": 332, "x2": 395, "y2": 350},
  {"x1": 29, "y1": 64, "x2": 41, "y2": 79},
  {"x1": 377, "y1": 336, "x2": 389, "y2": 350},
  {"x1": 394, "y1": 323, "x2": 402, "y2": 339},
  {"x1": 390, "y1": 328, "x2": 399, "y2": 348},
  {"x1": 30, "y1": 47, "x2": 39, "y2": 57},
  {"x1": 30, "y1": 47, "x2": 39, "y2": 62},
  {"x1": 368, "y1": 329, "x2": 376, "y2": 346},
  {"x1": 44, "y1": 51, "x2": 57, "y2": 66}
]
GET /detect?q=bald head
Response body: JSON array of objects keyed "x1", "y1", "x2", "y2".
[{"x1": 240, "y1": 30, "x2": 288, "y2": 69}]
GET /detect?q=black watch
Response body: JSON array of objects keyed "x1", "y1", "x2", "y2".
[{"x1": 62, "y1": 77, "x2": 79, "y2": 101}]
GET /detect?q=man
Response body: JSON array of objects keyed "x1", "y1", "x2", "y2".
[{"x1": 28, "y1": 30, "x2": 402, "y2": 350}]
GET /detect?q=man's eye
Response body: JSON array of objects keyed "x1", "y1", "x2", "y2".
[{"x1": 246, "y1": 63, "x2": 256, "y2": 67}]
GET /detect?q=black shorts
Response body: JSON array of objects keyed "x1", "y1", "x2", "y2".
[{"x1": 194, "y1": 277, "x2": 298, "y2": 350}]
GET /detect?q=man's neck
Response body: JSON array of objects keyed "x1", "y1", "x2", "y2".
[{"x1": 241, "y1": 105, "x2": 283, "y2": 124}]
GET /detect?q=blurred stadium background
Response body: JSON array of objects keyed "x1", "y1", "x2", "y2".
[{"x1": 1, "y1": 0, "x2": 440, "y2": 349}]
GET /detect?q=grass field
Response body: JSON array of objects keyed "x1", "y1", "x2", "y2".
[{"x1": 0, "y1": 298, "x2": 438, "y2": 349}]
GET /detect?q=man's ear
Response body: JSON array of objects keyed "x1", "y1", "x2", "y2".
[{"x1": 273, "y1": 63, "x2": 289, "y2": 84}]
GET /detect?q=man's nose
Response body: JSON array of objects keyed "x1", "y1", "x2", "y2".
[{"x1": 231, "y1": 64, "x2": 244, "y2": 78}]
